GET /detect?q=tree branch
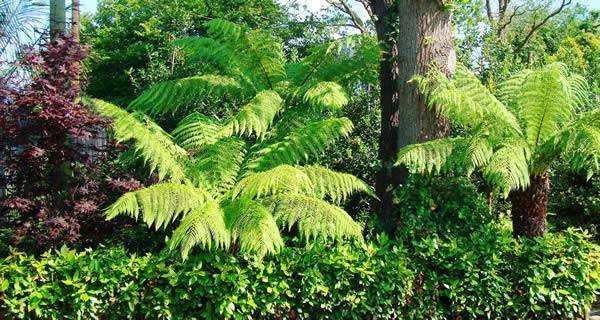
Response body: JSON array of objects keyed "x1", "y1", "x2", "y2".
[
  {"x1": 327, "y1": 0, "x2": 369, "y2": 34},
  {"x1": 514, "y1": 0, "x2": 571, "y2": 53}
]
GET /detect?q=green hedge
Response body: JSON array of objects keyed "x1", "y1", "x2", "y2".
[{"x1": 1, "y1": 228, "x2": 599, "y2": 319}]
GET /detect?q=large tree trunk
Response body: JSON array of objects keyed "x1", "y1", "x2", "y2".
[
  {"x1": 50, "y1": 0, "x2": 66, "y2": 40},
  {"x1": 72, "y1": 0, "x2": 80, "y2": 42},
  {"x1": 371, "y1": 0, "x2": 455, "y2": 235},
  {"x1": 509, "y1": 172, "x2": 550, "y2": 237}
]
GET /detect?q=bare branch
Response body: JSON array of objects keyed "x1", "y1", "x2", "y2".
[{"x1": 326, "y1": 0, "x2": 369, "y2": 34}]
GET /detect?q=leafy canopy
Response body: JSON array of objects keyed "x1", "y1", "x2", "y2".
[
  {"x1": 397, "y1": 63, "x2": 597, "y2": 197},
  {"x1": 92, "y1": 19, "x2": 375, "y2": 259}
]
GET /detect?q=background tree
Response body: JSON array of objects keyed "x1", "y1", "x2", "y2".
[{"x1": 49, "y1": 0, "x2": 65, "y2": 38}]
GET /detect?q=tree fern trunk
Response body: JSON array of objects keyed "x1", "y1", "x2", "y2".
[
  {"x1": 371, "y1": 0, "x2": 455, "y2": 235},
  {"x1": 509, "y1": 172, "x2": 550, "y2": 237}
]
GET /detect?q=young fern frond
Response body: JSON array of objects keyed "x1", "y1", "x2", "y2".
[
  {"x1": 222, "y1": 90, "x2": 283, "y2": 138},
  {"x1": 128, "y1": 75, "x2": 242, "y2": 115},
  {"x1": 92, "y1": 99, "x2": 187, "y2": 182},
  {"x1": 298, "y1": 165, "x2": 375, "y2": 204},
  {"x1": 518, "y1": 64, "x2": 574, "y2": 151},
  {"x1": 169, "y1": 200, "x2": 230, "y2": 260},
  {"x1": 246, "y1": 118, "x2": 354, "y2": 172},
  {"x1": 232, "y1": 165, "x2": 315, "y2": 199},
  {"x1": 483, "y1": 142, "x2": 531, "y2": 197},
  {"x1": 265, "y1": 194, "x2": 362, "y2": 242},
  {"x1": 106, "y1": 183, "x2": 212, "y2": 230},
  {"x1": 225, "y1": 198, "x2": 284, "y2": 257},
  {"x1": 186, "y1": 137, "x2": 246, "y2": 194},
  {"x1": 396, "y1": 137, "x2": 464, "y2": 175}
]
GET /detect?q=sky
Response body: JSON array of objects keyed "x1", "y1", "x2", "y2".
[{"x1": 79, "y1": 0, "x2": 600, "y2": 15}]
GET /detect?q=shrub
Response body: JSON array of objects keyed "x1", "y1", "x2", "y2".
[
  {"x1": 394, "y1": 175, "x2": 493, "y2": 240},
  {"x1": 404, "y1": 226, "x2": 600, "y2": 319},
  {"x1": 1, "y1": 228, "x2": 598, "y2": 319}
]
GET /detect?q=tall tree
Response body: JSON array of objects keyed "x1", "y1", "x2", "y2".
[
  {"x1": 71, "y1": 0, "x2": 79, "y2": 42},
  {"x1": 369, "y1": 0, "x2": 456, "y2": 234},
  {"x1": 49, "y1": 0, "x2": 65, "y2": 39}
]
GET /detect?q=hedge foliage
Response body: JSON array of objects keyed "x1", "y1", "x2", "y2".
[{"x1": 1, "y1": 227, "x2": 599, "y2": 319}]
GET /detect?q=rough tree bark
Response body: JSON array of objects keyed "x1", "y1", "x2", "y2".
[
  {"x1": 370, "y1": 0, "x2": 455, "y2": 235},
  {"x1": 509, "y1": 172, "x2": 550, "y2": 237},
  {"x1": 72, "y1": 0, "x2": 80, "y2": 42}
]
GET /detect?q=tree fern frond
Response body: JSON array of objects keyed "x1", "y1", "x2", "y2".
[
  {"x1": 412, "y1": 66, "x2": 520, "y2": 133},
  {"x1": 222, "y1": 90, "x2": 283, "y2": 138},
  {"x1": 224, "y1": 198, "x2": 283, "y2": 257},
  {"x1": 186, "y1": 138, "x2": 246, "y2": 194},
  {"x1": 302, "y1": 81, "x2": 349, "y2": 111},
  {"x1": 106, "y1": 183, "x2": 212, "y2": 230},
  {"x1": 232, "y1": 165, "x2": 314, "y2": 199},
  {"x1": 496, "y1": 69, "x2": 533, "y2": 109},
  {"x1": 92, "y1": 99, "x2": 187, "y2": 181},
  {"x1": 172, "y1": 112, "x2": 223, "y2": 150},
  {"x1": 460, "y1": 137, "x2": 494, "y2": 175},
  {"x1": 243, "y1": 30, "x2": 286, "y2": 90},
  {"x1": 247, "y1": 118, "x2": 354, "y2": 172},
  {"x1": 169, "y1": 200, "x2": 229, "y2": 260},
  {"x1": 265, "y1": 194, "x2": 363, "y2": 242},
  {"x1": 128, "y1": 75, "x2": 242, "y2": 115},
  {"x1": 396, "y1": 137, "x2": 464, "y2": 175},
  {"x1": 483, "y1": 143, "x2": 531, "y2": 197},
  {"x1": 204, "y1": 18, "x2": 244, "y2": 43},
  {"x1": 298, "y1": 165, "x2": 375, "y2": 204},
  {"x1": 518, "y1": 64, "x2": 574, "y2": 151},
  {"x1": 567, "y1": 73, "x2": 590, "y2": 111}
]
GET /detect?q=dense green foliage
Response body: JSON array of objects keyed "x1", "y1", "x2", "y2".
[{"x1": 1, "y1": 227, "x2": 598, "y2": 319}]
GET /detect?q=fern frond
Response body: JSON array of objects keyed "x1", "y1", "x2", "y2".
[
  {"x1": 460, "y1": 137, "x2": 494, "y2": 175},
  {"x1": 265, "y1": 194, "x2": 363, "y2": 242},
  {"x1": 518, "y1": 64, "x2": 574, "y2": 151},
  {"x1": 302, "y1": 81, "x2": 349, "y2": 111},
  {"x1": 186, "y1": 138, "x2": 246, "y2": 194},
  {"x1": 553, "y1": 110, "x2": 600, "y2": 178},
  {"x1": 247, "y1": 118, "x2": 354, "y2": 172},
  {"x1": 204, "y1": 18, "x2": 244, "y2": 43},
  {"x1": 232, "y1": 165, "x2": 314, "y2": 199},
  {"x1": 224, "y1": 198, "x2": 283, "y2": 257},
  {"x1": 128, "y1": 75, "x2": 242, "y2": 115},
  {"x1": 106, "y1": 183, "x2": 212, "y2": 230},
  {"x1": 222, "y1": 90, "x2": 283, "y2": 138},
  {"x1": 496, "y1": 69, "x2": 533, "y2": 109},
  {"x1": 172, "y1": 112, "x2": 223, "y2": 150},
  {"x1": 396, "y1": 137, "x2": 464, "y2": 174},
  {"x1": 412, "y1": 66, "x2": 520, "y2": 133},
  {"x1": 483, "y1": 142, "x2": 531, "y2": 197},
  {"x1": 298, "y1": 165, "x2": 375, "y2": 204},
  {"x1": 92, "y1": 99, "x2": 187, "y2": 181},
  {"x1": 169, "y1": 200, "x2": 230, "y2": 260}
]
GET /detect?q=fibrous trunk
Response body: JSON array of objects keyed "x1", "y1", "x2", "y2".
[{"x1": 509, "y1": 172, "x2": 550, "y2": 237}]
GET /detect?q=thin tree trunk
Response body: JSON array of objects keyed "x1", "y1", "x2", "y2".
[
  {"x1": 71, "y1": 0, "x2": 80, "y2": 42},
  {"x1": 50, "y1": 0, "x2": 66, "y2": 40},
  {"x1": 509, "y1": 172, "x2": 550, "y2": 237},
  {"x1": 371, "y1": 0, "x2": 455, "y2": 235}
]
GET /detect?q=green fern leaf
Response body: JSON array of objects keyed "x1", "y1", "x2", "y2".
[
  {"x1": 302, "y1": 81, "x2": 349, "y2": 111},
  {"x1": 106, "y1": 183, "x2": 212, "y2": 230},
  {"x1": 128, "y1": 75, "x2": 242, "y2": 115},
  {"x1": 172, "y1": 112, "x2": 223, "y2": 150},
  {"x1": 396, "y1": 137, "x2": 463, "y2": 174},
  {"x1": 247, "y1": 118, "x2": 354, "y2": 171},
  {"x1": 265, "y1": 194, "x2": 363, "y2": 242},
  {"x1": 232, "y1": 165, "x2": 314, "y2": 199},
  {"x1": 169, "y1": 200, "x2": 230, "y2": 260},
  {"x1": 92, "y1": 99, "x2": 187, "y2": 181},
  {"x1": 298, "y1": 165, "x2": 375, "y2": 204},
  {"x1": 222, "y1": 90, "x2": 283, "y2": 138},
  {"x1": 483, "y1": 142, "x2": 531, "y2": 197}
]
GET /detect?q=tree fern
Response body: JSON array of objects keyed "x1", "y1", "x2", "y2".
[
  {"x1": 92, "y1": 20, "x2": 374, "y2": 259},
  {"x1": 397, "y1": 63, "x2": 597, "y2": 200}
]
